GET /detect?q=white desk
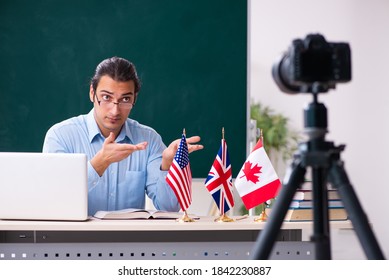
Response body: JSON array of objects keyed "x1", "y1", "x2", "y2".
[{"x1": 0, "y1": 217, "x2": 354, "y2": 260}]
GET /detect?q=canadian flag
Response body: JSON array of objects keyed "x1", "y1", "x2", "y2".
[{"x1": 234, "y1": 139, "x2": 282, "y2": 210}]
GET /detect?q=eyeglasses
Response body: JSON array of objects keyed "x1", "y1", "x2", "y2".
[{"x1": 94, "y1": 94, "x2": 134, "y2": 109}]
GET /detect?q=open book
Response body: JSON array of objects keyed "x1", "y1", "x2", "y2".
[{"x1": 93, "y1": 208, "x2": 198, "y2": 220}]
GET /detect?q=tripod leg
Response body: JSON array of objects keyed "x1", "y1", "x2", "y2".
[
  {"x1": 251, "y1": 159, "x2": 306, "y2": 259},
  {"x1": 311, "y1": 167, "x2": 331, "y2": 259},
  {"x1": 328, "y1": 160, "x2": 385, "y2": 259}
]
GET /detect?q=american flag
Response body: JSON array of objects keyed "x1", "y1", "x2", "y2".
[
  {"x1": 204, "y1": 139, "x2": 234, "y2": 214},
  {"x1": 166, "y1": 133, "x2": 192, "y2": 211}
]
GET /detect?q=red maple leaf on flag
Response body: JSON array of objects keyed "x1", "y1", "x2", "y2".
[{"x1": 239, "y1": 161, "x2": 262, "y2": 183}]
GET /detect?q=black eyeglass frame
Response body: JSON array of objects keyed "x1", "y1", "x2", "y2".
[{"x1": 93, "y1": 93, "x2": 135, "y2": 109}]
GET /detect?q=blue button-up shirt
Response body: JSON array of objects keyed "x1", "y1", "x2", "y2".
[{"x1": 43, "y1": 109, "x2": 180, "y2": 216}]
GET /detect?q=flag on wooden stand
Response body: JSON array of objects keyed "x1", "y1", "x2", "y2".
[
  {"x1": 205, "y1": 138, "x2": 234, "y2": 215},
  {"x1": 234, "y1": 138, "x2": 281, "y2": 210},
  {"x1": 166, "y1": 133, "x2": 192, "y2": 211}
]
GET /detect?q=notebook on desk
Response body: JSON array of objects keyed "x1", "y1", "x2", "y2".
[{"x1": 0, "y1": 152, "x2": 88, "y2": 221}]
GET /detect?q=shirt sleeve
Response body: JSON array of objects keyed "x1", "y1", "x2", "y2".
[
  {"x1": 43, "y1": 125, "x2": 102, "y2": 192},
  {"x1": 145, "y1": 135, "x2": 180, "y2": 212},
  {"x1": 150, "y1": 164, "x2": 181, "y2": 212},
  {"x1": 87, "y1": 161, "x2": 101, "y2": 191},
  {"x1": 42, "y1": 126, "x2": 68, "y2": 153}
]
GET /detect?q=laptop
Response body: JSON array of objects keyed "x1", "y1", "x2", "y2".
[{"x1": 0, "y1": 152, "x2": 88, "y2": 221}]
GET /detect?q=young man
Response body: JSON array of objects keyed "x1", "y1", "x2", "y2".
[{"x1": 43, "y1": 57, "x2": 203, "y2": 216}]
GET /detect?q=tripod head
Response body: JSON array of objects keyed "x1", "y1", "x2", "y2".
[
  {"x1": 298, "y1": 86, "x2": 345, "y2": 167},
  {"x1": 303, "y1": 85, "x2": 328, "y2": 141}
]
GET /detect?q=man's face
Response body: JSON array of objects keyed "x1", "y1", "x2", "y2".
[{"x1": 89, "y1": 75, "x2": 136, "y2": 138}]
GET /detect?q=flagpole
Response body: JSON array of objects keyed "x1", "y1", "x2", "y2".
[
  {"x1": 248, "y1": 128, "x2": 257, "y2": 217},
  {"x1": 248, "y1": 128, "x2": 263, "y2": 217},
  {"x1": 254, "y1": 129, "x2": 268, "y2": 222},
  {"x1": 215, "y1": 127, "x2": 234, "y2": 222},
  {"x1": 174, "y1": 128, "x2": 195, "y2": 223}
]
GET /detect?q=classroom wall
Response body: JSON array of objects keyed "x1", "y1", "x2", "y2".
[{"x1": 249, "y1": 0, "x2": 389, "y2": 258}]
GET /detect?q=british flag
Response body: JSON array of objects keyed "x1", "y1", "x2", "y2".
[
  {"x1": 205, "y1": 139, "x2": 234, "y2": 214},
  {"x1": 166, "y1": 133, "x2": 192, "y2": 211}
]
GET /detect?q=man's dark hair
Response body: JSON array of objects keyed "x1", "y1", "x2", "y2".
[{"x1": 91, "y1": 57, "x2": 141, "y2": 95}]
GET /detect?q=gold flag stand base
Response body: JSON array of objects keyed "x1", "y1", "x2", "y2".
[
  {"x1": 176, "y1": 211, "x2": 195, "y2": 223},
  {"x1": 254, "y1": 209, "x2": 268, "y2": 222},
  {"x1": 214, "y1": 213, "x2": 235, "y2": 222}
]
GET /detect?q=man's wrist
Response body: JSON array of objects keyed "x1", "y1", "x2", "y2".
[
  {"x1": 90, "y1": 151, "x2": 109, "y2": 176},
  {"x1": 160, "y1": 161, "x2": 169, "y2": 171}
]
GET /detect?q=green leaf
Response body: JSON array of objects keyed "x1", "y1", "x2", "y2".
[{"x1": 250, "y1": 101, "x2": 300, "y2": 161}]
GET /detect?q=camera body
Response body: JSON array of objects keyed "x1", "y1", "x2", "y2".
[{"x1": 272, "y1": 34, "x2": 351, "y2": 94}]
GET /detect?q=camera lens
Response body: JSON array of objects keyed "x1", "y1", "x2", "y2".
[{"x1": 272, "y1": 54, "x2": 301, "y2": 94}]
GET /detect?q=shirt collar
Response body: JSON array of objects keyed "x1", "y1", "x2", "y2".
[
  {"x1": 116, "y1": 121, "x2": 132, "y2": 143},
  {"x1": 86, "y1": 109, "x2": 132, "y2": 143}
]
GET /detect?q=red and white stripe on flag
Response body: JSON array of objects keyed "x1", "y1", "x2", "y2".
[
  {"x1": 166, "y1": 134, "x2": 192, "y2": 211},
  {"x1": 234, "y1": 139, "x2": 282, "y2": 210}
]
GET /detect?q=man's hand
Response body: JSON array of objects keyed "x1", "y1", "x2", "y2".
[
  {"x1": 91, "y1": 132, "x2": 148, "y2": 176},
  {"x1": 160, "y1": 136, "x2": 203, "y2": 171}
]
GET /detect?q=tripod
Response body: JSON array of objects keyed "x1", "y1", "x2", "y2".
[{"x1": 251, "y1": 93, "x2": 385, "y2": 260}]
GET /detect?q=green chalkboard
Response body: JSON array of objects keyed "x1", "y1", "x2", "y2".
[{"x1": 0, "y1": 0, "x2": 247, "y2": 178}]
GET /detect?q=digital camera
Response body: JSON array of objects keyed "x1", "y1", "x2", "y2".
[{"x1": 272, "y1": 34, "x2": 351, "y2": 93}]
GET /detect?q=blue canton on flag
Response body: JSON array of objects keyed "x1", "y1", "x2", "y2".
[
  {"x1": 166, "y1": 133, "x2": 192, "y2": 211},
  {"x1": 175, "y1": 137, "x2": 189, "y2": 169},
  {"x1": 205, "y1": 139, "x2": 234, "y2": 214}
]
